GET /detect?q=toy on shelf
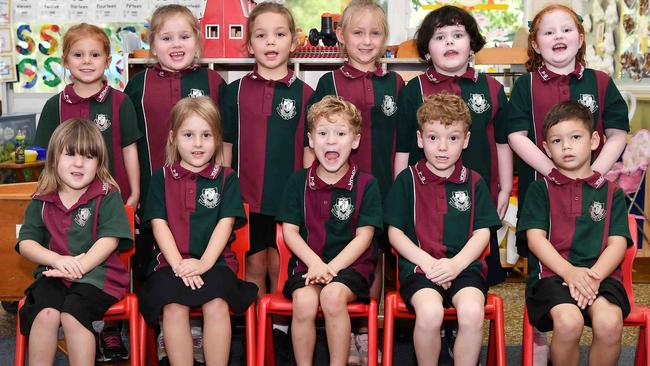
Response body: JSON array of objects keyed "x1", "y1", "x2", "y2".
[
  {"x1": 308, "y1": 13, "x2": 340, "y2": 46},
  {"x1": 201, "y1": 0, "x2": 258, "y2": 58},
  {"x1": 291, "y1": 45, "x2": 344, "y2": 58}
]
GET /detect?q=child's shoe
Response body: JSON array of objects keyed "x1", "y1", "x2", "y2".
[
  {"x1": 100, "y1": 327, "x2": 129, "y2": 361},
  {"x1": 347, "y1": 333, "x2": 361, "y2": 365},
  {"x1": 191, "y1": 325, "x2": 205, "y2": 363},
  {"x1": 157, "y1": 330, "x2": 167, "y2": 361}
]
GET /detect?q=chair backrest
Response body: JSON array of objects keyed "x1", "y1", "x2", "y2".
[
  {"x1": 275, "y1": 223, "x2": 292, "y2": 293},
  {"x1": 622, "y1": 215, "x2": 638, "y2": 304},
  {"x1": 229, "y1": 203, "x2": 250, "y2": 280},
  {"x1": 118, "y1": 205, "x2": 135, "y2": 270}
]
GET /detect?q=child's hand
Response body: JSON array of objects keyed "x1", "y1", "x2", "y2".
[
  {"x1": 439, "y1": 281, "x2": 452, "y2": 290},
  {"x1": 496, "y1": 190, "x2": 510, "y2": 220},
  {"x1": 303, "y1": 260, "x2": 337, "y2": 286},
  {"x1": 126, "y1": 196, "x2": 139, "y2": 209},
  {"x1": 52, "y1": 253, "x2": 86, "y2": 279},
  {"x1": 563, "y1": 266, "x2": 600, "y2": 301},
  {"x1": 174, "y1": 258, "x2": 207, "y2": 278},
  {"x1": 42, "y1": 268, "x2": 77, "y2": 280},
  {"x1": 426, "y1": 258, "x2": 462, "y2": 284},
  {"x1": 180, "y1": 274, "x2": 204, "y2": 290}
]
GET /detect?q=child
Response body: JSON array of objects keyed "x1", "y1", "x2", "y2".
[
  {"x1": 124, "y1": 4, "x2": 226, "y2": 279},
  {"x1": 17, "y1": 119, "x2": 133, "y2": 365},
  {"x1": 276, "y1": 95, "x2": 383, "y2": 366},
  {"x1": 394, "y1": 5, "x2": 512, "y2": 285},
  {"x1": 508, "y1": 4, "x2": 629, "y2": 232},
  {"x1": 138, "y1": 97, "x2": 258, "y2": 365},
  {"x1": 221, "y1": 1, "x2": 313, "y2": 340},
  {"x1": 34, "y1": 23, "x2": 141, "y2": 208},
  {"x1": 519, "y1": 100, "x2": 631, "y2": 366},
  {"x1": 308, "y1": 1, "x2": 402, "y2": 360},
  {"x1": 384, "y1": 93, "x2": 502, "y2": 366}
]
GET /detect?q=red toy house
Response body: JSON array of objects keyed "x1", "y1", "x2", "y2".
[{"x1": 200, "y1": 0, "x2": 257, "y2": 58}]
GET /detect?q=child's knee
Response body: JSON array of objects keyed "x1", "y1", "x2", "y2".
[
  {"x1": 552, "y1": 310, "x2": 584, "y2": 339},
  {"x1": 319, "y1": 286, "x2": 349, "y2": 316},
  {"x1": 34, "y1": 307, "x2": 61, "y2": 328},
  {"x1": 592, "y1": 313, "x2": 623, "y2": 341},
  {"x1": 414, "y1": 305, "x2": 444, "y2": 331},
  {"x1": 202, "y1": 297, "x2": 230, "y2": 318},
  {"x1": 246, "y1": 253, "x2": 268, "y2": 276},
  {"x1": 60, "y1": 313, "x2": 86, "y2": 332},
  {"x1": 292, "y1": 291, "x2": 319, "y2": 321},
  {"x1": 456, "y1": 301, "x2": 485, "y2": 330},
  {"x1": 163, "y1": 303, "x2": 189, "y2": 320}
]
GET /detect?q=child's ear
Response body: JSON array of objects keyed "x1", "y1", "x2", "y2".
[
  {"x1": 462, "y1": 131, "x2": 471, "y2": 149},
  {"x1": 106, "y1": 55, "x2": 112, "y2": 69},
  {"x1": 531, "y1": 40, "x2": 541, "y2": 54},
  {"x1": 290, "y1": 35, "x2": 298, "y2": 52},
  {"x1": 335, "y1": 26, "x2": 345, "y2": 45},
  {"x1": 416, "y1": 130, "x2": 423, "y2": 149},
  {"x1": 307, "y1": 131, "x2": 314, "y2": 149},
  {"x1": 352, "y1": 132, "x2": 361, "y2": 150},
  {"x1": 590, "y1": 130, "x2": 600, "y2": 151},
  {"x1": 542, "y1": 140, "x2": 552, "y2": 158}
]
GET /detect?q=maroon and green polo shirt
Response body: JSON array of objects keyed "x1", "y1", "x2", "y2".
[
  {"x1": 507, "y1": 63, "x2": 630, "y2": 210},
  {"x1": 222, "y1": 68, "x2": 313, "y2": 216},
  {"x1": 35, "y1": 83, "x2": 142, "y2": 202},
  {"x1": 518, "y1": 171, "x2": 632, "y2": 287},
  {"x1": 276, "y1": 161, "x2": 383, "y2": 283},
  {"x1": 143, "y1": 162, "x2": 246, "y2": 274},
  {"x1": 124, "y1": 63, "x2": 225, "y2": 203},
  {"x1": 383, "y1": 159, "x2": 502, "y2": 284},
  {"x1": 16, "y1": 179, "x2": 133, "y2": 299},
  {"x1": 308, "y1": 62, "x2": 404, "y2": 199},
  {"x1": 395, "y1": 66, "x2": 509, "y2": 202}
]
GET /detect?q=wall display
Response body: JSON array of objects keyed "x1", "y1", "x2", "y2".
[{"x1": 618, "y1": 0, "x2": 649, "y2": 81}]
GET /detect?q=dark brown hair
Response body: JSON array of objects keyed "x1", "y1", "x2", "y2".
[{"x1": 542, "y1": 100, "x2": 594, "y2": 139}]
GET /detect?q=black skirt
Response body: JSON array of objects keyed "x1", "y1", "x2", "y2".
[{"x1": 138, "y1": 265, "x2": 258, "y2": 324}]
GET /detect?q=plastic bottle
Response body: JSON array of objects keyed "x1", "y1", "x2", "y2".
[{"x1": 15, "y1": 130, "x2": 26, "y2": 164}]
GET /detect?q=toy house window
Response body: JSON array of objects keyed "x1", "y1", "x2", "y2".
[
  {"x1": 205, "y1": 25, "x2": 220, "y2": 39},
  {"x1": 229, "y1": 25, "x2": 243, "y2": 39}
]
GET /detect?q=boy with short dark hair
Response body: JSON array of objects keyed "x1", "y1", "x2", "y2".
[
  {"x1": 520, "y1": 100, "x2": 632, "y2": 366},
  {"x1": 384, "y1": 92, "x2": 502, "y2": 366},
  {"x1": 276, "y1": 95, "x2": 383, "y2": 366}
]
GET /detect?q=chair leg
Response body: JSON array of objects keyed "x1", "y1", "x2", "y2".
[
  {"x1": 382, "y1": 294, "x2": 396, "y2": 366},
  {"x1": 368, "y1": 299, "x2": 378, "y2": 366},
  {"x1": 15, "y1": 298, "x2": 27, "y2": 366},
  {"x1": 127, "y1": 296, "x2": 140, "y2": 366},
  {"x1": 522, "y1": 307, "x2": 534, "y2": 366},
  {"x1": 487, "y1": 318, "x2": 496, "y2": 366},
  {"x1": 494, "y1": 296, "x2": 506, "y2": 366},
  {"x1": 256, "y1": 297, "x2": 269, "y2": 366},
  {"x1": 245, "y1": 304, "x2": 256, "y2": 366}
]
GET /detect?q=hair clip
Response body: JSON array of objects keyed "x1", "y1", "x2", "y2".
[
  {"x1": 527, "y1": 20, "x2": 533, "y2": 31},
  {"x1": 577, "y1": 15, "x2": 584, "y2": 23}
]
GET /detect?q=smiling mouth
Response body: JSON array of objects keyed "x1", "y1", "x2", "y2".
[
  {"x1": 552, "y1": 44, "x2": 567, "y2": 51},
  {"x1": 325, "y1": 151, "x2": 339, "y2": 161},
  {"x1": 444, "y1": 50, "x2": 459, "y2": 56},
  {"x1": 170, "y1": 51, "x2": 185, "y2": 58}
]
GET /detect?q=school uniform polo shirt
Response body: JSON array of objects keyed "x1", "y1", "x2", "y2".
[
  {"x1": 222, "y1": 68, "x2": 313, "y2": 216},
  {"x1": 395, "y1": 66, "x2": 508, "y2": 201},
  {"x1": 383, "y1": 159, "x2": 502, "y2": 284},
  {"x1": 35, "y1": 83, "x2": 142, "y2": 202},
  {"x1": 124, "y1": 63, "x2": 225, "y2": 201},
  {"x1": 518, "y1": 172, "x2": 632, "y2": 287},
  {"x1": 308, "y1": 62, "x2": 405, "y2": 198},
  {"x1": 507, "y1": 63, "x2": 629, "y2": 209},
  {"x1": 16, "y1": 179, "x2": 133, "y2": 299},
  {"x1": 276, "y1": 161, "x2": 383, "y2": 282},
  {"x1": 143, "y1": 162, "x2": 246, "y2": 274}
]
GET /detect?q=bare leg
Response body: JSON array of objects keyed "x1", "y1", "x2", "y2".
[
  {"x1": 410, "y1": 289, "x2": 444, "y2": 366},
  {"x1": 291, "y1": 285, "x2": 321, "y2": 366},
  {"x1": 61, "y1": 313, "x2": 95, "y2": 366},
  {"x1": 588, "y1": 297, "x2": 623, "y2": 366},
  {"x1": 549, "y1": 303, "x2": 583, "y2": 366},
  {"x1": 320, "y1": 282, "x2": 356, "y2": 366},
  {"x1": 267, "y1": 248, "x2": 280, "y2": 294},
  {"x1": 451, "y1": 288, "x2": 485, "y2": 366},
  {"x1": 202, "y1": 298, "x2": 231, "y2": 366},
  {"x1": 162, "y1": 303, "x2": 193, "y2": 366},
  {"x1": 28, "y1": 308, "x2": 61, "y2": 366},
  {"x1": 246, "y1": 251, "x2": 268, "y2": 296}
]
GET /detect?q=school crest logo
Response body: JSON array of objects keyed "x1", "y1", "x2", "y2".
[
  {"x1": 199, "y1": 188, "x2": 221, "y2": 209},
  {"x1": 75, "y1": 208, "x2": 91, "y2": 227},
  {"x1": 331, "y1": 197, "x2": 354, "y2": 220},
  {"x1": 449, "y1": 190, "x2": 471, "y2": 211},
  {"x1": 188, "y1": 88, "x2": 205, "y2": 98},
  {"x1": 578, "y1": 94, "x2": 598, "y2": 113},
  {"x1": 94, "y1": 114, "x2": 111, "y2": 131},
  {"x1": 468, "y1": 93, "x2": 489, "y2": 114},
  {"x1": 381, "y1": 95, "x2": 397, "y2": 116},
  {"x1": 277, "y1": 98, "x2": 297, "y2": 120},
  {"x1": 589, "y1": 201, "x2": 605, "y2": 222}
]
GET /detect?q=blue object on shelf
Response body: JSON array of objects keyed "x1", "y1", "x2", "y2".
[{"x1": 27, "y1": 146, "x2": 46, "y2": 160}]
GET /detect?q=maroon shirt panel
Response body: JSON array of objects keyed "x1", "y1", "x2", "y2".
[
  {"x1": 485, "y1": 76, "x2": 501, "y2": 202},
  {"x1": 110, "y1": 91, "x2": 128, "y2": 201}
]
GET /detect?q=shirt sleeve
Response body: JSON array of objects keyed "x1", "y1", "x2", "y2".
[
  {"x1": 219, "y1": 170, "x2": 247, "y2": 229},
  {"x1": 34, "y1": 95, "x2": 61, "y2": 148},
  {"x1": 357, "y1": 178, "x2": 383, "y2": 232},
  {"x1": 16, "y1": 199, "x2": 49, "y2": 252},
  {"x1": 602, "y1": 78, "x2": 630, "y2": 132},
  {"x1": 472, "y1": 177, "x2": 502, "y2": 230},
  {"x1": 608, "y1": 188, "x2": 633, "y2": 247},
  {"x1": 506, "y1": 74, "x2": 533, "y2": 136},
  {"x1": 143, "y1": 168, "x2": 167, "y2": 224},
  {"x1": 396, "y1": 79, "x2": 420, "y2": 153},
  {"x1": 493, "y1": 84, "x2": 510, "y2": 144},
  {"x1": 221, "y1": 81, "x2": 238, "y2": 144},
  {"x1": 517, "y1": 180, "x2": 550, "y2": 234},
  {"x1": 97, "y1": 191, "x2": 134, "y2": 251},
  {"x1": 118, "y1": 95, "x2": 143, "y2": 147},
  {"x1": 383, "y1": 169, "x2": 413, "y2": 233},
  {"x1": 276, "y1": 171, "x2": 305, "y2": 227}
]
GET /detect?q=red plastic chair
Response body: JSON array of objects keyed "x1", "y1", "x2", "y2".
[
  {"x1": 256, "y1": 223, "x2": 379, "y2": 366},
  {"x1": 382, "y1": 246, "x2": 506, "y2": 366},
  {"x1": 15, "y1": 205, "x2": 141, "y2": 366},
  {"x1": 144, "y1": 203, "x2": 256, "y2": 366},
  {"x1": 521, "y1": 215, "x2": 650, "y2": 366}
]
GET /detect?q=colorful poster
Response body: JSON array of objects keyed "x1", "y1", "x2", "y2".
[{"x1": 12, "y1": 22, "x2": 148, "y2": 93}]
